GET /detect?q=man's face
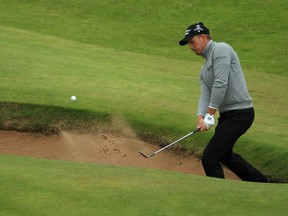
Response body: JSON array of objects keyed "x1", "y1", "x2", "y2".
[{"x1": 187, "y1": 35, "x2": 206, "y2": 55}]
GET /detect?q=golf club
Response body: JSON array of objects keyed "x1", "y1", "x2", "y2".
[{"x1": 139, "y1": 128, "x2": 199, "y2": 158}]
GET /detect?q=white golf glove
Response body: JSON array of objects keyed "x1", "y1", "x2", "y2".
[{"x1": 204, "y1": 113, "x2": 215, "y2": 129}]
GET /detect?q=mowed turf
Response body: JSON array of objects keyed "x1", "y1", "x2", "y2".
[
  {"x1": 0, "y1": 0, "x2": 287, "y2": 76},
  {"x1": 1, "y1": 155, "x2": 288, "y2": 216},
  {"x1": 0, "y1": 0, "x2": 288, "y2": 215}
]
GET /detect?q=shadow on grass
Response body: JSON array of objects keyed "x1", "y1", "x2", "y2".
[{"x1": 0, "y1": 102, "x2": 111, "y2": 135}]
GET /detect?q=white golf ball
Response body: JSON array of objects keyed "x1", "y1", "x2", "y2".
[{"x1": 71, "y1": 95, "x2": 77, "y2": 101}]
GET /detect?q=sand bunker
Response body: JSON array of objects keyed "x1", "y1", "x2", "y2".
[{"x1": 0, "y1": 130, "x2": 239, "y2": 180}]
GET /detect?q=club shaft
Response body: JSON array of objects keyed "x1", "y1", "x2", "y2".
[{"x1": 152, "y1": 129, "x2": 199, "y2": 156}]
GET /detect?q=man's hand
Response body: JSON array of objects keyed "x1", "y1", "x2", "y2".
[
  {"x1": 197, "y1": 108, "x2": 217, "y2": 131},
  {"x1": 197, "y1": 116, "x2": 207, "y2": 131},
  {"x1": 204, "y1": 113, "x2": 215, "y2": 129}
]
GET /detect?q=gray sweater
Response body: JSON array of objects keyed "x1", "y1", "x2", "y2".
[{"x1": 197, "y1": 40, "x2": 253, "y2": 116}]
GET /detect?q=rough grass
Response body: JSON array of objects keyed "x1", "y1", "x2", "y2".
[{"x1": 0, "y1": 102, "x2": 110, "y2": 135}]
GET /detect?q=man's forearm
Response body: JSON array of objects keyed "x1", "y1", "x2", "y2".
[{"x1": 207, "y1": 107, "x2": 217, "y2": 115}]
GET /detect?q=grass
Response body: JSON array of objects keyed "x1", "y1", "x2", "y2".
[
  {"x1": 0, "y1": 25, "x2": 200, "y2": 132},
  {"x1": 0, "y1": 102, "x2": 111, "y2": 134},
  {"x1": 1, "y1": 154, "x2": 287, "y2": 216},
  {"x1": 0, "y1": 0, "x2": 287, "y2": 76},
  {"x1": 0, "y1": 0, "x2": 287, "y2": 215}
]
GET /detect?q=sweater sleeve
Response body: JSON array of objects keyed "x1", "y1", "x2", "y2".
[
  {"x1": 197, "y1": 77, "x2": 211, "y2": 116},
  {"x1": 209, "y1": 44, "x2": 231, "y2": 109}
]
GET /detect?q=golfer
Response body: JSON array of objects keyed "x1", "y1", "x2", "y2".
[{"x1": 179, "y1": 22, "x2": 270, "y2": 182}]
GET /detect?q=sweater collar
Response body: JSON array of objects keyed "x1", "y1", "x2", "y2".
[{"x1": 202, "y1": 40, "x2": 214, "y2": 58}]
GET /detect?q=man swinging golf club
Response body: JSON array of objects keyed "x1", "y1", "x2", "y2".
[{"x1": 179, "y1": 22, "x2": 271, "y2": 182}]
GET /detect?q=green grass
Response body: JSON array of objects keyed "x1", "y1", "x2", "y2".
[
  {"x1": 0, "y1": 102, "x2": 110, "y2": 134},
  {"x1": 0, "y1": 25, "x2": 200, "y2": 132},
  {"x1": 0, "y1": 0, "x2": 288, "y2": 215},
  {"x1": 1, "y1": 154, "x2": 287, "y2": 216},
  {"x1": 0, "y1": 0, "x2": 287, "y2": 76}
]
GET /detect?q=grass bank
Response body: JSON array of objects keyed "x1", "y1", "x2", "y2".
[
  {"x1": 1, "y1": 154, "x2": 287, "y2": 216},
  {"x1": 0, "y1": 102, "x2": 110, "y2": 135}
]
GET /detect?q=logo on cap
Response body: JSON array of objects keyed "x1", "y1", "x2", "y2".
[
  {"x1": 185, "y1": 29, "x2": 191, "y2": 36},
  {"x1": 194, "y1": 24, "x2": 203, "y2": 33}
]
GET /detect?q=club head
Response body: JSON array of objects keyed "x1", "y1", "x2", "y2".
[{"x1": 139, "y1": 151, "x2": 153, "y2": 158}]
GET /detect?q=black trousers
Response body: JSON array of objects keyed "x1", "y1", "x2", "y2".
[{"x1": 201, "y1": 108, "x2": 268, "y2": 182}]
